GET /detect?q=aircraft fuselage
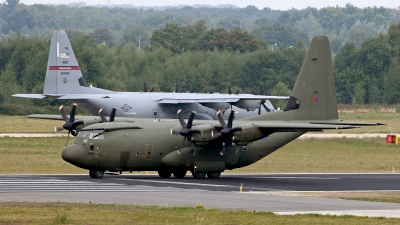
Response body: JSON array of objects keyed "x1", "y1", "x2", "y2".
[
  {"x1": 74, "y1": 92, "x2": 269, "y2": 120},
  {"x1": 62, "y1": 121, "x2": 303, "y2": 173}
]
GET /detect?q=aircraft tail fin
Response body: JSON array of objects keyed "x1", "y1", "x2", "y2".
[
  {"x1": 43, "y1": 30, "x2": 110, "y2": 96},
  {"x1": 283, "y1": 36, "x2": 338, "y2": 120}
]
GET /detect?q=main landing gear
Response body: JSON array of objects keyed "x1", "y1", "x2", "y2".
[
  {"x1": 89, "y1": 169, "x2": 104, "y2": 178},
  {"x1": 158, "y1": 169, "x2": 188, "y2": 179}
]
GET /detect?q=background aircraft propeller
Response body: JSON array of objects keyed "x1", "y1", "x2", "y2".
[
  {"x1": 143, "y1": 81, "x2": 155, "y2": 92},
  {"x1": 256, "y1": 83, "x2": 274, "y2": 115}
]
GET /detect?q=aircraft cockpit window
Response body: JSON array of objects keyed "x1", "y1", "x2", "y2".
[
  {"x1": 92, "y1": 130, "x2": 104, "y2": 139},
  {"x1": 76, "y1": 130, "x2": 104, "y2": 139}
]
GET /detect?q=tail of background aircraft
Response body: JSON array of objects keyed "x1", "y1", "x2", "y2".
[
  {"x1": 283, "y1": 36, "x2": 338, "y2": 121},
  {"x1": 14, "y1": 30, "x2": 112, "y2": 99},
  {"x1": 42, "y1": 30, "x2": 112, "y2": 96}
]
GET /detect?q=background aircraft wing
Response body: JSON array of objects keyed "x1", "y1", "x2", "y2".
[
  {"x1": 158, "y1": 94, "x2": 289, "y2": 103},
  {"x1": 28, "y1": 114, "x2": 102, "y2": 120},
  {"x1": 12, "y1": 94, "x2": 112, "y2": 100}
]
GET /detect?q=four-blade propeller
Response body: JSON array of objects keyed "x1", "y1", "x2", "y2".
[
  {"x1": 171, "y1": 109, "x2": 200, "y2": 141},
  {"x1": 57, "y1": 104, "x2": 84, "y2": 136}
]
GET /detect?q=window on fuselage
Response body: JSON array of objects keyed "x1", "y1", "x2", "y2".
[{"x1": 76, "y1": 130, "x2": 105, "y2": 139}]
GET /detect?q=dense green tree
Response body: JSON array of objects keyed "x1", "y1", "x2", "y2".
[
  {"x1": 1, "y1": 0, "x2": 19, "y2": 20},
  {"x1": 200, "y1": 27, "x2": 267, "y2": 53},
  {"x1": 383, "y1": 59, "x2": 400, "y2": 104},
  {"x1": 90, "y1": 28, "x2": 114, "y2": 47},
  {"x1": 122, "y1": 24, "x2": 150, "y2": 48}
]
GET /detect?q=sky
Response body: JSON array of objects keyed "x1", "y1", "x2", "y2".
[{"x1": 18, "y1": 0, "x2": 400, "y2": 10}]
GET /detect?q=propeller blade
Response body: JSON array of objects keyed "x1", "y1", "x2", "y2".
[
  {"x1": 99, "y1": 109, "x2": 108, "y2": 122},
  {"x1": 216, "y1": 111, "x2": 226, "y2": 127},
  {"x1": 258, "y1": 106, "x2": 261, "y2": 115},
  {"x1": 262, "y1": 102, "x2": 271, "y2": 112},
  {"x1": 64, "y1": 131, "x2": 70, "y2": 147},
  {"x1": 177, "y1": 109, "x2": 186, "y2": 128},
  {"x1": 143, "y1": 81, "x2": 148, "y2": 92},
  {"x1": 171, "y1": 129, "x2": 180, "y2": 135},
  {"x1": 110, "y1": 107, "x2": 117, "y2": 122},
  {"x1": 59, "y1": 105, "x2": 69, "y2": 122},
  {"x1": 211, "y1": 130, "x2": 222, "y2": 138},
  {"x1": 227, "y1": 109, "x2": 235, "y2": 128},
  {"x1": 69, "y1": 104, "x2": 77, "y2": 122},
  {"x1": 186, "y1": 111, "x2": 196, "y2": 129},
  {"x1": 149, "y1": 86, "x2": 155, "y2": 92},
  {"x1": 55, "y1": 126, "x2": 65, "y2": 133}
]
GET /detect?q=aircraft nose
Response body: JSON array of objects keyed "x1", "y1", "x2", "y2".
[{"x1": 62, "y1": 144, "x2": 84, "y2": 165}]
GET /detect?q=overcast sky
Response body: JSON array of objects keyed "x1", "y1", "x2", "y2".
[{"x1": 19, "y1": 0, "x2": 400, "y2": 10}]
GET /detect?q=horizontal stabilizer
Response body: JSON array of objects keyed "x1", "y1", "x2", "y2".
[
  {"x1": 12, "y1": 94, "x2": 46, "y2": 99},
  {"x1": 309, "y1": 121, "x2": 385, "y2": 126}
]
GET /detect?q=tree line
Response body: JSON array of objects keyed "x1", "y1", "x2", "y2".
[
  {"x1": 1, "y1": 1, "x2": 400, "y2": 51},
  {"x1": 1, "y1": 21, "x2": 400, "y2": 115}
]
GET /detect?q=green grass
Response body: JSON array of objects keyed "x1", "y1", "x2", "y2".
[
  {"x1": 0, "y1": 202, "x2": 399, "y2": 225},
  {"x1": 0, "y1": 115, "x2": 65, "y2": 133}
]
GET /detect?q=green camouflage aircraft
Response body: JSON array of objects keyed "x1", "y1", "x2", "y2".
[{"x1": 61, "y1": 36, "x2": 382, "y2": 179}]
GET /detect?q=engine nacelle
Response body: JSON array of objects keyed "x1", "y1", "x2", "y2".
[
  {"x1": 232, "y1": 124, "x2": 263, "y2": 145},
  {"x1": 190, "y1": 124, "x2": 219, "y2": 144},
  {"x1": 235, "y1": 100, "x2": 260, "y2": 111}
]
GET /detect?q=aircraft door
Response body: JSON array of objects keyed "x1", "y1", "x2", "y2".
[{"x1": 152, "y1": 109, "x2": 159, "y2": 118}]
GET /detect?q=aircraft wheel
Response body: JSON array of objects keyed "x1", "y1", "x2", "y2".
[
  {"x1": 207, "y1": 172, "x2": 221, "y2": 179},
  {"x1": 89, "y1": 170, "x2": 95, "y2": 178},
  {"x1": 173, "y1": 170, "x2": 187, "y2": 179},
  {"x1": 93, "y1": 170, "x2": 104, "y2": 178},
  {"x1": 158, "y1": 170, "x2": 172, "y2": 178},
  {"x1": 192, "y1": 172, "x2": 206, "y2": 179}
]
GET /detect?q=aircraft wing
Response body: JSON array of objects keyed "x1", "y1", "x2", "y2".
[
  {"x1": 254, "y1": 121, "x2": 360, "y2": 132},
  {"x1": 157, "y1": 94, "x2": 289, "y2": 103},
  {"x1": 13, "y1": 94, "x2": 112, "y2": 99}
]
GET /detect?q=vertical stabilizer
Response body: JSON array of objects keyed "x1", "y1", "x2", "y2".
[
  {"x1": 43, "y1": 30, "x2": 111, "y2": 95},
  {"x1": 283, "y1": 36, "x2": 338, "y2": 120}
]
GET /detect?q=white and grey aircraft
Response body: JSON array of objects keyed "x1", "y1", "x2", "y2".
[{"x1": 13, "y1": 30, "x2": 288, "y2": 120}]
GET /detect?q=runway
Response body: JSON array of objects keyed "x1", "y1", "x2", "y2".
[{"x1": 1, "y1": 173, "x2": 399, "y2": 218}]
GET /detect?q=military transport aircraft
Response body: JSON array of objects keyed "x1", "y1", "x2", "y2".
[
  {"x1": 60, "y1": 36, "x2": 383, "y2": 179},
  {"x1": 13, "y1": 30, "x2": 287, "y2": 120}
]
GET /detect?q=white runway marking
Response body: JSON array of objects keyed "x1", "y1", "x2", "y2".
[{"x1": 0, "y1": 177, "x2": 183, "y2": 193}]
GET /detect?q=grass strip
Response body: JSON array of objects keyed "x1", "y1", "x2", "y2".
[{"x1": 0, "y1": 202, "x2": 399, "y2": 225}]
